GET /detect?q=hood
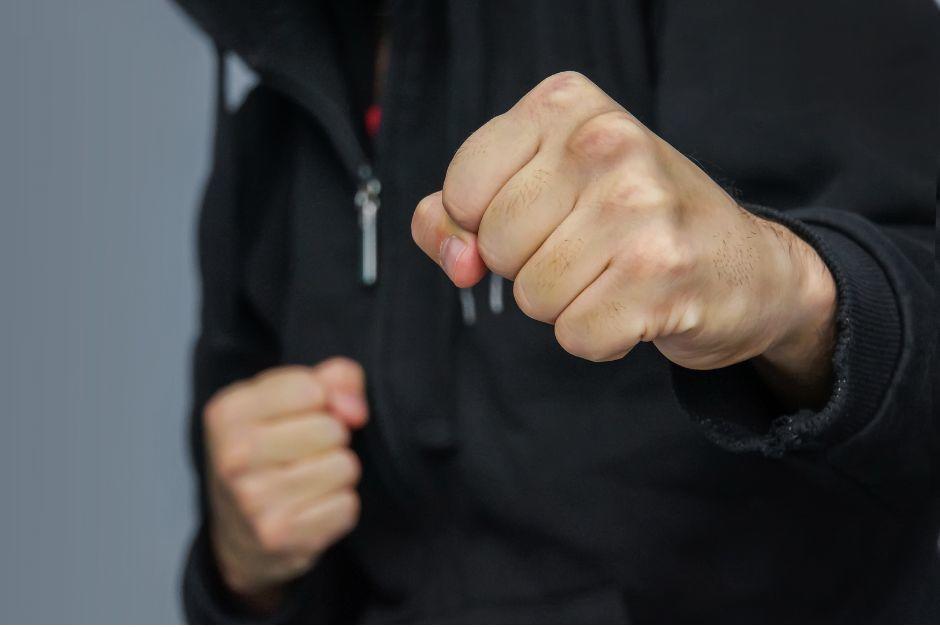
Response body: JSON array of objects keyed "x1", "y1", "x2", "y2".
[
  {"x1": 172, "y1": 0, "x2": 367, "y2": 177},
  {"x1": 174, "y1": 0, "x2": 496, "y2": 316}
]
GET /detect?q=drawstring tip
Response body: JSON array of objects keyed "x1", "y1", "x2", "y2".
[
  {"x1": 488, "y1": 274, "x2": 504, "y2": 314},
  {"x1": 459, "y1": 288, "x2": 477, "y2": 325},
  {"x1": 460, "y1": 275, "x2": 504, "y2": 326}
]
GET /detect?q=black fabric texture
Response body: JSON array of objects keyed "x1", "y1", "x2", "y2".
[{"x1": 172, "y1": 0, "x2": 940, "y2": 622}]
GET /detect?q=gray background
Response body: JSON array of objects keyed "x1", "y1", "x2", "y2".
[{"x1": 0, "y1": 1, "x2": 253, "y2": 622}]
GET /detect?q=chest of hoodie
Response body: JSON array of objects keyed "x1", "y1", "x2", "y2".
[{"x1": 251, "y1": 2, "x2": 668, "y2": 499}]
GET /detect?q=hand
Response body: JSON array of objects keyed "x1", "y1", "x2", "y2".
[
  {"x1": 412, "y1": 72, "x2": 836, "y2": 404},
  {"x1": 203, "y1": 358, "x2": 368, "y2": 613}
]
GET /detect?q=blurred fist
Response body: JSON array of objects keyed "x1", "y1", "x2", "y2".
[
  {"x1": 413, "y1": 72, "x2": 834, "y2": 376},
  {"x1": 203, "y1": 358, "x2": 368, "y2": 608}
]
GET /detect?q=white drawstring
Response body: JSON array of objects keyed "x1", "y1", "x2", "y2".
[
  {"x1": 488, "y1": 274, "x2": 504, "y2": 314},
  {"x1": 460, "y1": 275, "x2": 505, "y2": 325},
  {"x1": 459, "y1": 288, "x2": 477, "y2": 325}
]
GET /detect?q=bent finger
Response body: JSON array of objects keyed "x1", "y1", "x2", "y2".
[{"x1": 412, "y1": 191, "x2": 487, "y2": 288}]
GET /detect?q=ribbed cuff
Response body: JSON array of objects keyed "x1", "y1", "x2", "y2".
[{"x1": 671, "y1": 205, "x2": 903, "y2": 457}]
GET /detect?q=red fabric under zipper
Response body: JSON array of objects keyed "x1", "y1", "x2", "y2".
[{"x1": 365, "y1": 103, "x2": 382, "y2": 140}]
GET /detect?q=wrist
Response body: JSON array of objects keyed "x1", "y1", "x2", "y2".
[
  {"x1": 767, "y1": 228, "x2": 836, "y2": 363},
  {"x1": 755, "y1": 220, "x2": 837, "y2": 407},
  {"x1": 210, "y1": 525, "x2": 291, "y2": 616}
]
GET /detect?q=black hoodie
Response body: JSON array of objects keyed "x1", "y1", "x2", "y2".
[{"x1": 174, "y1": 1, "x2": 939, "y2": 622}]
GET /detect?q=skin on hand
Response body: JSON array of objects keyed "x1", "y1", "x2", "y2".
[
  {"x1": 203, "y1": 358, "x2": 368, "y2": 614},
  {"x1": 412, "y1": 71, "x2": 836, "y2": 407}
]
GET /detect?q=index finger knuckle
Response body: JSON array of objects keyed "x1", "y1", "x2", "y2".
[
  {"x1": 526, "y1": 71, "x2": 594, "y2": 114},
  {"x1": 334, "y1": 489, "x2": 362, "y2": 525},
  {"x1": 555, "y1": 299, "x2": 635, "y2": 362},
  {"x1": 476, "y1": 229, "x2": 520, "y2": 279},
  {"x1": 266, "y1": 366, "x2": 324, "y2": 406},
  {"x1": 212, "y1": 436, "x2": 251, "y2": 482},
  {"x1": 554, "y1": 314, "x2": 605, "y2": 361},
  {"x1": 319, "y1": 357, "x2": 366, "y2": 387},
  {"x1": 254, "y1": 513, "x2": 291, "y2": 554},
  {"x1": 231, "y1": 476, "x2": 267, "y2": 515},
  {"x1": 567, "y1": 110, "x2": 649, "y2": 162},
  {"x1": 203, "y1": 381, "x2": 251, "y2": 430}
]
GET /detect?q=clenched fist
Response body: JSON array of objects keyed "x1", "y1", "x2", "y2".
[
  {"x1": 203, "y1": 358, "x2": 368, "y2": 611},
  {"x1": 413, "y1": 72, "x2": 836, "y2": 401}
]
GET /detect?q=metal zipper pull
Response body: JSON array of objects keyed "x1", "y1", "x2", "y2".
[{"x1": 354, "y1": 166, "x2": 381, "y2": 286}]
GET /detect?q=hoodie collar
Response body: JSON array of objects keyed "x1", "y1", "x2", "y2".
[{"x1": 174, "y1": 0, "x2": 368, "y2": 179}]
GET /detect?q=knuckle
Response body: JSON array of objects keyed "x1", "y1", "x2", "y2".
[
  {"x1": 512, "y1": 272, "x2": 552, "y2": 323},
  {"x1": 212, "y1": 438, "x2": 250, "y2": 481},
  {"x1": 597, "y1": 178, "x2": 677, "y2": 222},
  {"x1": 554, "y1": 315, "x2": 591, "y2": 360},
  {"x1": 335, "y1": 449, "x2": 362, "y2": 485},
  {"x1": 663, "y1": 243, "x2": 696, "y2": 279},
  {"x1": 411, "y1": 193, "x2": 438, "y2": 243},
  {"x1": 517, "y1": 236, "x2": 586, "y2": 313},
  {"x1": 676, "y1": 302, "x2": 705, "y2": 336},
  {"x1": 203, "y1": 391, "x2": 239, "y2": 432},
  {"x1": 275, "y1": 367, "x2": 324, "y2": 406},
  {"x1": 529, "y1": 71, "x2": 592, "y2": 112},
  {"x1": 278, "y1": 365, "x2": 317, "y2": 389},
  {"x1": 635, "y1": 181, "x2": 679, "y2": 213},
  {"x1": 321, "y1": 356, "x2": 366, "y2": 386},
  {"x1": 555, "y1": 307, "x2": 625, "y2": 362},
  {"x1": 336, "y1": 489, "x2": 362, "y2": 524},
  {"x1": 476, "y1": 232, "x2": 518, "y2": 279},
  {"x1": 567, "y1": 111, "x2": 647, "y2": 161},
  {"x1": 254, "y1": 514, "x2": 289, "y2": 553},
  {"x1": 616, "y1": 243, "x2": 656, "y2": 277},
  {"x1": 231, "y1": 477, "x2": 265, "y2": 515},
  {"x1": 309, "y1": 493, "x2": 361, "y2": 554},
  {"x1": 259, "y1": 364, "x2": 310, "y2": 382},
  {"x1": 325, "y1": 419, "x2": 352, "y2": 448},
  {"x1": 597, "y1": 182, "x2": 641, "y2": 215}
]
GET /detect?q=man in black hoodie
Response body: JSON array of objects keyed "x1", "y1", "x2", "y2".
[{"x1": 175, "y1": 1, "x2": 939, "y2": 622}]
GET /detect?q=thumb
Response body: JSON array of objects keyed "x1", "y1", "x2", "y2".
[
  {"x1": 311, "y1": 357, "x2": 369, "y2": 429},
  {"x1": 412, "y1": 191, "x2": 487, "y2": 288}
]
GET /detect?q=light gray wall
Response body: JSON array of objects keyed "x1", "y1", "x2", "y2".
[{"x1": 0, "y1": 1, "x2": 229, "y2": 622}]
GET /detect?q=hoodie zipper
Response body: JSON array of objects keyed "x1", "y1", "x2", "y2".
[
  {"x1": 284, "y1": 11, "x2": 429, "y2": 505},
  {"x1": 211, "y1": 9, "x2": 424, "y2": 510},
  {"x1": 354, "y1": 165, "x2": 382, "y2": 286}
]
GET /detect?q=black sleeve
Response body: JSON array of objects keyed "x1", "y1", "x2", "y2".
[
  {"x1": 181, "y1": 83, "x2": 352, "y2": 623},
  {"x1": 671, "y1": 205, "x2": 936, "y2": 505},
  {"x1": 183, "y1": 524, "x2": 354, "y2": 624},
  {"x1": 656, "y1": 0, "x2": 939, "y2": 507}
]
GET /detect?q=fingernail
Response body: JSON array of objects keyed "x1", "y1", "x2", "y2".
[
  {"x1": 331, "y1": 392, "x2": 368, "y2": 423},
  {"x1": 440, "y1": 236, "x2": 466, "y2": 279}
]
